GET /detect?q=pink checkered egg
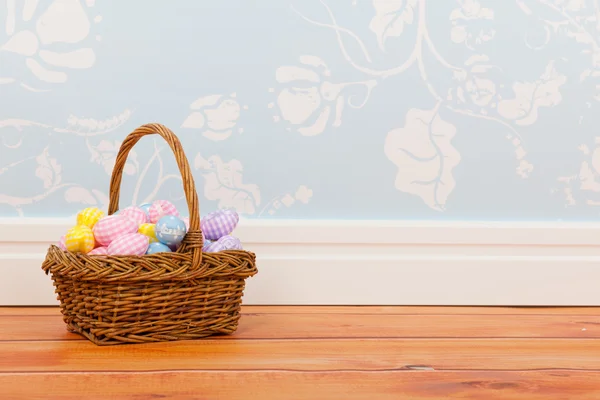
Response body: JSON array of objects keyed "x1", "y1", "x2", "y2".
[
  {"x1": 201, "y1": 209, "x2": 239, "y2": 241},
  {"x1": 203, "y1": 235, "x2": 242, "y2": 253},
  {"x1": 57, "y1": 235, "x2": 67, "y2": 251},
  {"x1": 92, "y1": 215, "x2": 138, "y2": 246},
  {"x1": 148, "y1": 200, "x2": 179, "y2": 224},
  {"x1": 119, "y1": 206, "x2": 149, "y2": 226},
  {"x1": 181, "y1": 216, "x2": 190, "y2": 231},
  {"x1": 107, "y1": 233, "x2": 150, "y2": 256},
  {"x1": 88, "y1": 246, "x2": 108, "y2": 256}
]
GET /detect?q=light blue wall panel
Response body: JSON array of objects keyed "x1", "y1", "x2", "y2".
[{"x1": 1, "y1": 0, "x2": 599, "y2": 220}]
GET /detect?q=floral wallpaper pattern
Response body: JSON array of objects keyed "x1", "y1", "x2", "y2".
[{"x1": 1, "y1": 0, "x2": 600, "y2": 220}]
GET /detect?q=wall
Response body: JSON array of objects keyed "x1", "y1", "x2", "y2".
[{"x1": 1, "y1": 0, "x2": 599, "y2": 221}]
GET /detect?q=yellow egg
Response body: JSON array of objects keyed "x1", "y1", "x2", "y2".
[
  {"x1": 138, "y1": 223, "x2": 158, "y2": 243},
  {"x1": 76, "y1": 207, "x2": 105, "y2": 229},
  {"x1": 64, "y1": 225, "x2": 95, "y2": 253}
]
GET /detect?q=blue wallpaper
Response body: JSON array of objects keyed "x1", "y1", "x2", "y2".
[{"x1": 1, "y1": 0, "x2": 600, "y2": 221}]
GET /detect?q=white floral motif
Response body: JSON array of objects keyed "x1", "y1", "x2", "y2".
[
  {"x1": 449, "y1": 55, "x2": 497, "y2": 110},
  {"x1": 384, "y1": 106, "x2": 461, "y2": 211},
  {"x1": 369, "y1": 0, "x2": 418, "y2": 50},
  {"x1": 497, "y1": 61, "x2": 567, "y2": 126},
  {"x1": 194, "y1": 153, "x2": 261, "y2": 215},
  {"x1": 1, "y1": 0, "x2": 100, "y2": 91},
  {"x1": 450, "y1": 0, "x2": 495, "y2": 50},
  {"x1": 258, "y1": 185, "x2": 314, "y2": 216},
  {"x1": 270, "y1": 55, "x2": 376, "y2": 136},
  {"x1": 181, "y1": 93, "x2": 245, "y2": 141},
  {"x1": 64, "y1": 187, "x2": 108, "y2": 209},
  {"x1": 556, "y1": 138, "x2": 600, "y2": 208},
  {"x1": 295, "y1": 185, "x2": 313, "y2": 204},
  {"x1": 35, "y1": 146, "x2": 61, "y2": 188},
  {"x1": 552, "y1": 0, "x2": 586, "y2": 12},
  {"x1": 88, "y1": 140, "x2": 139, "y2": 176}
]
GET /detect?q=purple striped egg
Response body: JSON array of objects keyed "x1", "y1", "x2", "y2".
[
  {"x1": 201, "y1": 209, "x2": 239, "y2": 241},
  {"x1": 203, "y1": 235, "x2": 242, "y2": 253}
]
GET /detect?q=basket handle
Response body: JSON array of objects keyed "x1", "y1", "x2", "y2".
[{"x1": 107, "y1": 123, "x2": 203, "y2": 269}]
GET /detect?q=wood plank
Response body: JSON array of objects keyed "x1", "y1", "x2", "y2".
[
  {"x1": 2, "y1": 313, "x2": 600, "y2": 342},
  {"x1": 2, "y1": 339, "x2": 600, "y2": 372},
  {"x1": 2, "y1": 305, "x2": 600, "y2": 316},
  {"x1": 243, "y1": 306, "x2": 600, "y2": 315},
  {"x1": 2, "y1": 370, "x2": 600, "y2": 400}
]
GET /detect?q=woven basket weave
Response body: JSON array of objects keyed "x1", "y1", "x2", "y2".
[{"x1": 41, "y1": 123, "x2": 258, "y2": 345}]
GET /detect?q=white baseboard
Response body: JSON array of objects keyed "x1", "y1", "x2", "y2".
[{"x1": 1, "y1": 218, "x2": 600, "y2": 306}]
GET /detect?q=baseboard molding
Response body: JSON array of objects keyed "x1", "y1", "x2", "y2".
[{"x1": 1, "y1": 218, "x2": 600, "y2": 305}]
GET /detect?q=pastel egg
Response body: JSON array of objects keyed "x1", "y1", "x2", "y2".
[
  {"x1": 165, "y1": 230, "x2": 203, "y2": 252},
  {"x1": 138, "y1": 223, "x2": 158, "y2": 243},
  {"x1": 148, "y1": 200, "x2": 179, "y2": 224},
  {"x1": 155, "y1": 215, "x2": 187, "y2": 246},
  {"x1": 64, "y1": 225, "x2": 95, "y2": 254},
  {"x1": 92, "y1": 215, "x2": 138, "y2": 246},
  {"x1": 181, "y1": 216, "x2": 190, "y2": 231},
  {"x1": 201, "y1": 209, "x2": 239, "y2": 240},
  {"x1": 58, "y1": 235, "x2": 67, "y2": 251},
  {"x1": 88, "y1": 246, "x2": 108, "y2": 256},
  {"x1": 203, "y1": 235, "x2": 242, "y2": 253},
  {"x1": 119, "y1": 206, "x2": 149, "y2": 226},
  {"x1": 145, "y1": 242, "x2": 172, "y2": 255},
  {"x1": 139, "y1": 203, "x2": 152, "y2": 217},
  {"x1": 76, "y1": 207, "x2": 105, "y2": 229},
  {"x1": 107, "y1": 233, "x2": 150, "y2": 256}
]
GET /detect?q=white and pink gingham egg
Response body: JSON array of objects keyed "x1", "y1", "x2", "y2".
[
  {"x1": 92, "y1": 215, "x2": 138, "y2": 246},
  {"x1": 107, "y1": 233, "x2": 149, "y2": 256},
  {"x1": 148, "y1": 200, "x2": 179, "y2": 224},
  {"x1": 58, "y1": 235, "x2": 67, "y2": 251},
  {"x1": 88, "y1": 246, "x2": 108, "y2": 256},
  {"x1": 119, "y1": 206, "x2": 149, "y2": 226},
  {"x1": 181, "y1": 216, "x2": 190, "y2": 231}
]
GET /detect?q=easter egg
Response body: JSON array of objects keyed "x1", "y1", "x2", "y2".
[
  {"x1": 64, "y1": 225, "x2": 95, "y2": 253},
  {"x1": 145, "y1": 242, "x2": 172, "y2": 255},
  {"x1": 88, "y1": 246, "x2": 108, "y2": 256},
  {"x1": 148, "y1": 200, "x2": 179, "y2": 224},
  {"x1": 155, "y1": 215, "x2": 187, "y2": 246},
  {"x1": 203, "y1": 235, "x2": 242, "y2": 253},
  {"x1": 58, "y1": 235, "x2": 67, "y2": 251},
  {"x1": 201, "y1": 209, "x2": 239, "y2": 240},
  {"x1": 119, "y1": 206, "x2": 149, "y2": 226},
  {"x1": 139, "y1": 203, "x2": 152, "y2": 217},
  {"x1": 107, "y1": 233, "x2": 149, "y2": 256},
  {"x1": 76, "y1": 207, "x2": 105, "y2": 229},
  {"x1": 138, "y1": 223, "x2": 158, "y2": 243},
  {"x1": 92, "y1": 215, "x2": 138, "y2": 246},
  {"x1": 181, "y1": 216, "x2": 190, "y2": 231}
]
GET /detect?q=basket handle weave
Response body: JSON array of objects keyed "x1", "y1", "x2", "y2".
[{"x1": 108, "y1": 123, "x2": 203, "y2": 269}]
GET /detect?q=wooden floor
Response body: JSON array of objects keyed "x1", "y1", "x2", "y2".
[{"x1": 2, "y1": 306, "x2": 600, "y2": 399}]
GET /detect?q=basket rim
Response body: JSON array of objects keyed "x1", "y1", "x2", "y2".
[{"x1": 42, "y1": 244, "x2": 257, "y2": 282}]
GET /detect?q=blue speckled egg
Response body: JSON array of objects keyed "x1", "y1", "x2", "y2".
[
  {"x1": 146, "y1": 242, "x2": 172, "y2": 255},
  {"x1": 155, "y1": 215, "x2": 187, "y2": 246}
]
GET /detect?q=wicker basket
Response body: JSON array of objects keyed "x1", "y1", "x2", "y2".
[{"x1": 41, "y1": 123, "x2": 258, "y2": 345}]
